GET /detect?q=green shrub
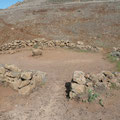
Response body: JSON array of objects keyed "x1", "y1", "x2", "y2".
[
  {"x1": 33, "y1": 44, "x2": 39, "y2": 49},
  {"x1": 88, "y1": 89, "x2": 99, "y2": 102},
  {"x1": 99, "y1": 99, "x2": 104, "y2": 107}
]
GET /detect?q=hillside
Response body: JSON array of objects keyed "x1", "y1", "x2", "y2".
[{"x1": 0, "y1": 0, "x2": 120, "y2": 49}]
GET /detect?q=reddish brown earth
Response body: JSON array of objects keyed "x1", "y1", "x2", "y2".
[
  {"x1": 0, "y1": 48, "x2": 120, "y2": 120},
  {"x1": 0, "y1": 0, "x2": 120, "y2": 119}
]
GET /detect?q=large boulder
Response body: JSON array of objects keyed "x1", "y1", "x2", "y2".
[
  {"x1": 32, "y1": 48, "x2": 42, "y2": 56},
  {"x1": 73, "y1": 71, "x2": 86, "y2": 85},
  {"x1": 71, "y1": 83, "x2": 85, "y2": 94}
]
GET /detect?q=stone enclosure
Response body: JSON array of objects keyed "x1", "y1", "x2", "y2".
[
  {"x1": 111, "y1": 47, "x2": 120, "y2": 60},
  {"x1": 0, "y1": 64, "x2": 47, "y2": 95},
  {"x1": 66, "y1": 71, "x2": 120, "y2": 101},
  {"x1": 0, "y1": 38, "x2": 101, "y2": 54}
]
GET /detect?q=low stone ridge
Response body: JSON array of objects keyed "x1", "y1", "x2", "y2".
[
  {"x1": 66, "y1": 71, "x2": 120, "y2": 100},
  {"x1": 0, "y1": 38, "x2": 101, "y2": 54},
  {"x1": 0, "y1": 64, "x2": 47, "y2": 95},
  {"x1": 111, "y1": 47, "x2": 120, "y2": 60}
]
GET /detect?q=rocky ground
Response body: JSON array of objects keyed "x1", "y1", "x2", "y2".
[
  {"x1": 0, "y1": 0, "x2": 120, "y2": 50},
  {"x1": 0, "y1": 48, "x2": 119, "y2": 120},
  {"x1": 0, "y1": 0, "x2": 120, "y2": 120}
]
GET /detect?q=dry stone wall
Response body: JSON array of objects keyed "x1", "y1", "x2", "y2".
[
  {"x1": 0, "y1": 38, "x2": 101, "y2": 54},
  {"x1": 0, "y1": 64, "x2": 47, "y2": 95},
  {"x1": 111, "y1": 47, "x2": 120, "y2": 60},
  {"x1": 66, "y1": 71, "x2": 120, "y2": 100}
]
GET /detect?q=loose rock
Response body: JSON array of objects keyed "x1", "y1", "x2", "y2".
[
  {"x1": 32, "y1": 48, "x2": 42, "y2": 56},
  {"x1": 0, "y1": 64, "x2": 47, "y2": 95}
]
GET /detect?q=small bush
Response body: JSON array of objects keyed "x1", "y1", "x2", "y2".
[
  {"x1": 88, "y1": 89, "x2": 99, "y2": 102},
  {"x1": 33, "y1": 44, "x2": 39, "y2": 49},
  {"x1": 99, "y1": 99, "x2": 104, "y2": 107},
  {"x1": 110, "y1": 82, "x2": 120, "y2": 90}
]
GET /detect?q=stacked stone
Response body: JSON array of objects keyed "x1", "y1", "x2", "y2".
[
  {"x1": 0, "y1": 64, "x2": 47, "y2": 95},
  {"x1": 111, "y1": 47, "x2": 120, "y2": 59},
  {"x1": 69, "y1": 71, "x2": 120, "y2": 99},
  {"x1": 0, "y1": 38, "x2": 101, "y2": 53},
  {"x1": 69, "y1": 71, "x2": 86, "y2": 99}
]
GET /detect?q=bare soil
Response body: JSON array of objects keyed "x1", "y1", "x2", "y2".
[
  {"x1": 0, "y1": 0, "x2": 120, "y2": 119},
  {"x1": 0, "y1": 48, "x2": 120, "y2": 120}
]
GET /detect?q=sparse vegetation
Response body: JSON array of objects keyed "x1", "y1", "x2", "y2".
[
  {"x1": 107, "y1": 54, "x2": 120, "y2": 72},
  {"x1": 48, "y1": 0, "x2": 76, "y2": 3},
  {"x1": 64, "y1": 47, "x2": 92, "y2": 53},
  {"x1": 110, "y1": 82, "x2": 120, "y2": 90},
  {"x1": 88, "y1": 89, "x2": 99, "y2": 102},
  {"x1": 87, "y1": 89, "x2": 105, "y2": 107},
  {"x1": 33, "y1": 44, "x2": 39, "y2": 49},
  {"x1": 99, "y1": 99, "x2": 104, "y2": 107}
]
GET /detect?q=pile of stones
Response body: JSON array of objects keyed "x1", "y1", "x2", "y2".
[
  {"x1": 66, "y1": 71, "x2": 120, "y2": 100},
  {"x1": 0, "y1": 64, "x2": 47, "y2": 95},
  {"x1": 0, "y1": 38, "x2": 101, "y2": 54},
  {"x1": 110, "y1": 47, "x2": 120, "y2": 60}
]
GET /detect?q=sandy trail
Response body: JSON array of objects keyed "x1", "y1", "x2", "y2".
[{"x1": 0, "y1": 48, "x2": 119, "y2": 120}]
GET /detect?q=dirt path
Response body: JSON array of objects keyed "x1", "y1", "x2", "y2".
[{"x1": 0, "y1": 48, "x2": 120, "y2": 120}]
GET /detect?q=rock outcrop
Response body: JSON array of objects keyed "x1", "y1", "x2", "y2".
[{"x1": 0, "y1": 64, "x2": 47, "y2": 95}]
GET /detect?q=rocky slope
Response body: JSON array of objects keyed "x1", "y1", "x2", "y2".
[{"x1": 0, "y1": 0, "x2": 119, "y2": 50}]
